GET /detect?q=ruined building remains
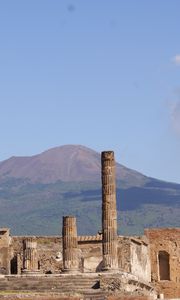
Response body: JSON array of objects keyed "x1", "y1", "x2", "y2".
[{"x1": 0, "y1": 151, "x2": 179, "y2": 299}]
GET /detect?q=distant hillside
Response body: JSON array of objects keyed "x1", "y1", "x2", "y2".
[{"x1": 0, "y1": 145, "x2": 179, "y2": 236}]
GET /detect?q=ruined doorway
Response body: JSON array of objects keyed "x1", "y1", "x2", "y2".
[
  {"x1": 158, "y1": 251, "x2": 170, "y2": 280},
  {"x1": 11, "y1": 256, "x2": 17, "y2": 274}
]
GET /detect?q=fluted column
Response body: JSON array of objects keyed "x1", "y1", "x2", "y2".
[
  {"x1": 22, "y1": 237, "x2": 39, "y2": 274},
  {"x1": 102, "y1": 151, "x2": 118, "y2": 270},
  {"x1": 62, "y1": 216, "x2": 79, "y2": 273}
]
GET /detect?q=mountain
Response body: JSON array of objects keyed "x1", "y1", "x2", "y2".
[
  {"x1": 0, "y1": 145, "x2": 179, "y2": 236},
  {"x1": 0, "y1": 145, "x2": 148, "y2": 186}
]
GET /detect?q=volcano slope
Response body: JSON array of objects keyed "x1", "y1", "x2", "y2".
[{"x1": 0, "y1": 145, "x2": 179, "y2": 235}]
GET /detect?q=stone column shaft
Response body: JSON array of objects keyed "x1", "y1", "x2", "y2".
[
  {"x1": 62, "y1": 216, "x2": 79, "y2": 273},
  {"x1": 102, "y1": 151, "x2": 118, "y2": 270},
  {"x1": 22, "y1": 237, "x2": 39, "y2": 274}
]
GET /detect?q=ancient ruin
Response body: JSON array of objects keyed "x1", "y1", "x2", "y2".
[
  {"x1": 102, "y1": 151, "x2": 118, "y2": 271},
  {"x1": 22, "y1": 237, "x2": 39, "y2": 274},
  {"x1": 0, "y1": 151, "x2": 179, "y2": 299},
  {"x1": 62, "y1": 216, "x2": 79, "y2": 273}
]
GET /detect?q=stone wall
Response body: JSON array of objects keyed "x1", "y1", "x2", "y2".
[
  {"x1": 10, "y1": 234, "x2": 150, "y2": 279},
  {"x1": 78, "y1": 238, "x2": 102, "y2": 272},
  {"x1": 118, "y1": 237, "x2": 131, "y2": 273},
  {"x1": 11, "y1": 235, "x2": 103, "y2": 274},
  {"x1": 144, "y1": 228, "x2": 180, "y2": 298},
  {"x1": 130, "y1": 238, "x2": 151, "y2": 282},
  {"x1": 0, "y1": 228, "x2": 11, "y2": 274},
  {"x1": 11, "y1": 236, "x2": 62, "y2": 274}
]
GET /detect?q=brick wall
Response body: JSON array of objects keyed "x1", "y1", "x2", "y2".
[{"x1": 144, "y1": 228, "x2": 180, "y2": 298}]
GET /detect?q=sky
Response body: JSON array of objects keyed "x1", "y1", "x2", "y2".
[{"x1": 0, "y1": 0, "x2": 180, "y2": 183}]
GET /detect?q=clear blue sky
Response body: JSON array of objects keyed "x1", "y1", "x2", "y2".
[{"x1": 0, "y1": 0, "x2": 180, "y2": 183}]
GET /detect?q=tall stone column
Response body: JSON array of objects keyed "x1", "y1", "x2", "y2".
[
  {"x1": 101, "y1": 151, "x2": 118, "y2": 270},
  {"x1": 22, "y1": 237, "x2": 39, "y2": 274},
  {"x1": 62, "y1": 216, "x2": 79, "y2": 273}
]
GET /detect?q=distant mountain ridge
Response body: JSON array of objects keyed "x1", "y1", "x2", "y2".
[{"x1": 0, "y1": 145, "x2": 148, "y2": 186}]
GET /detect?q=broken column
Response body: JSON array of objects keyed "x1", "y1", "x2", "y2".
[
  {"x1": 22, "y1": 237, "x2": 39, "y2": 274},
  {"x1": 101, "y1": 151, "x2": 118, "y2": 270},
  {"x1": 62, "y1": 216, "x2": 79, "y2": 273}
]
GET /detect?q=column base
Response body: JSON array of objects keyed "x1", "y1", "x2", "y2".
[
  {"x1": 22, "y1": 269, "x2": 41, "y2": 275},
  {"x1": 62, "y1": 268, "x2": 80, "y2": 274}
]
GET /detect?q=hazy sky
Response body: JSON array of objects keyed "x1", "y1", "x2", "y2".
[{"x1": 0, "y1": 0, "x2": 180, "y2": 183}]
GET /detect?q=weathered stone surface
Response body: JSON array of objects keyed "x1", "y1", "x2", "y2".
[
  {"x1": 99, "y1": 273, "x2": 155, "y2": 297},
  {"x1": 22, "y1": 237, "x2": 39, "y2": 274},
  {"x1": 62, "y1": 216, "x2": 79, "y2": 273},
  {"x1": 0, "y1": 228, "x2": 11, "y2": 275},
  {"x1": 101, "y1": 151, "x2": 118, "y2": 270},
  {"x1": 11, "y1": 236, "x2": 63, "y2": 274},
  {"x1": 145, "y1": 228, "x2": 180, "y2": 298},
  {"x1": 107, "y1": 297, "x2": 152, "y2": 300},
  {"x1": 0, "y1": 273, "x2": 100, "y2": 295},
  {"x1": 9, "y1": 235, "x2": 151, "y2": 277},
  {"x1": 0, "y1": 293, "x2": 81, "y2": 300},
  {"x1": 130, "y1": 238, "x2": 151, "y2": 282}
]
